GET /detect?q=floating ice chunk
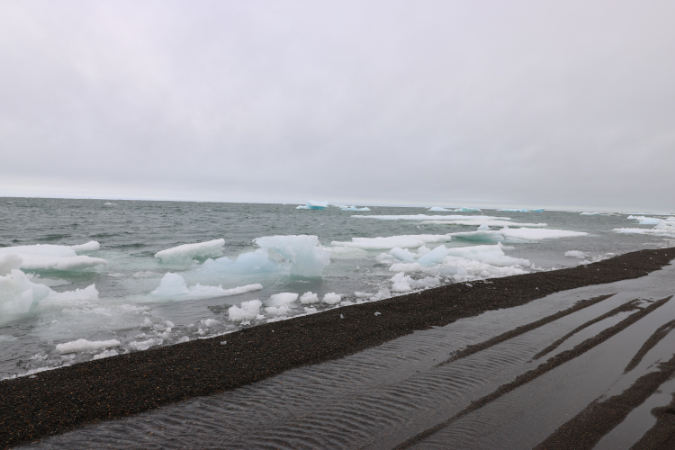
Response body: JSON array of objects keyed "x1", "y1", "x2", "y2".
[
  {"x1": 627, "y1": 215, "x2": 662, "y2": 225},
  {"x1": 202, "y1": 318, "x2": 219, "y2": 327},
  {"x1": 341, "y1": 206, "x2": 371, "y2": 211},
  {"x1": 389, "y1": 247, "x2": 416, "y2": 262},
  {"x1": 0, "y1": 244, "x2": 107, "y2": 271},
  {"x1": 351, "y1": 214, "x2": 504, "y2": 222},
  {"x1": 265, "y1": 305, "x2": 291, "y2": 316},
  {"x1": 478, "y1": 223, "x2": 490, "y2": 231},
  {"x1": 129, "y1": 339, "x2": 157, "y2": 351},
  {"x1": 155, "y1": 239, "x2": 225, "y2": 264},
  {"x1": 450, "y1": 228, "x2": 587, "y2": 243},
  {"x1": 150, "y1": 272, "x2": 263, "y2": 301},
  {"x1": 228, "y1": 299, "x2": 262, "y2": 322},
  {"x1": 255, "y1": 235, "x2": 331, "y2": 278},
  {"x1": 446, "y1": 244, "x2": 530, "y2": 266},
  {"x1": 304, "y1": 307, "x2": 318, "y2": 314},
  {"x1": 417, "y1": 245, "x2": 450, "y2": 267},
  {"x1": 151, "y1": 273, "x2": 188, "y2": 296},
  {"x1": 428, "y1": 207, "x2": 452, "y2": 212},
  {"x1": 332, "y1": 235, "x2": 452, "y2": 250},
  {"x1": 0, "y1": 254, "x2": 22, "y2": 276},
  {"x1": 103, "y1": 202, "x2": 116, "y2": 206},
  {"x1": 454, "y1": 207, "x2": 482, "y2": 212},
  {"x1": 391, "y1": 272, "x2": 412, "y2": 292},
  {"x1": 56, "y1": 338, "x2": 121, "y2": 354},
  {"x1": 93, "y1": 349, "x2": 118, "y2": 360},
  {"x1": 196, "y1": 249, "x2": 281, "y2": 278},
  {"x1": 300, "y1": 292, "x2": 319, "y2": 304},
  {"x1": 0, "y1": 268, "x2": 52, "y2": 322},
  {"x1": 565, "y1": 250, "x2": 589, "y2": 259},
  {"x1": 176, "y1": 336, "x2": 190, "y2": 343},
  {"x1": 296, "y1": 200, "x2": 328, "y2": 210},
  {"x1": 71, "y1": 241, "x2": 100, "y2": 252},
  {"x1": 267, "y1": 292, "x2": 299, "y2": 307},
  {"x1": 322, "y1": 292, "x2": 342, "y2": 304},
  {"x1": 499, "y1": 209, "x2": 544, "y2": 213}
]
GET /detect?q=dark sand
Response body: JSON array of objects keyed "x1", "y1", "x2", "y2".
[{"x1": 1, "y1": 247, "x2": 675, "y2": 449}]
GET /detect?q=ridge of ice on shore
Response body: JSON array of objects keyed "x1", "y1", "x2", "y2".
[
  {"x1": 296, "y1": 200, "x2": 328, "y2": 210},
  {"x1": 155, "y1": 239, "x2": 225, "y2": 264},
  {"x1": 383, "y1": 243, "x2": 532, "y2": 286},
  {"x1": 56, "y1": 338, "x2": 121, "y2": 354},
  {"x1": 150, "y1": 272, "x2": 262, "y2": 301},
  {"x1": 0, "y1": 242, "x2": 106, "y2": 271}
]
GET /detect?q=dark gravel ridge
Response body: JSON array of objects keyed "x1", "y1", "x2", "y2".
[{"x1": 1, "y1": 247, "x2": 674, "y2": 449}]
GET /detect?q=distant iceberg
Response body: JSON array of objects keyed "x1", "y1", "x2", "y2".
[
  {"x1": 340, "y1": 206, "x2": 371, "y2": 212},
  {"x1": 428, "y1": 207, "x2": 452, "y2": 212},
  {"x1": 296, "y1": 200, "x2": 328, "y2": 210}
]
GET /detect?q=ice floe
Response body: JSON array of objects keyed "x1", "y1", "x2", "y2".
[
  {"x1": 228, "y1": 299, "x2": 263, "y2": 322},
  {"x1": 499, "y1": 209, "x2": 544, "y2": 213},
  {"x1": 615, "y1": 216, "x2": 675, "y2": 237},
  {"x1": 340, "y1": 206, "x2": 371, "y2": 211},
  {"x1": 0, "y1": 242, "x2": 107, "y2": 271},
  {"x1": 150, "y1": 272, "x2": 262, "y2": 301},
  {"x1": 255, "y1": 235, "x2": 331, "y2": 278},
  {"x1": 449, "y1": 227, "x2": 588, "y2": 243},
  {"x1": 331, "y1": 234, "x2": 453, "y2": 250},
  {"x1": 155, "y1": 239, "x2": 225, "y2": 264},
  {"x1": 296, "y1": 200, "x2": 328, "y2": 210}
]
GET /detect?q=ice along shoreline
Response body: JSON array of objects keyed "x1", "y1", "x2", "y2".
[{"x1": 1, "y1": 247, "x2": 675, "y2": 449}]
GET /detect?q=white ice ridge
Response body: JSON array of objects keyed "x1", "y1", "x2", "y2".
[
  {"x1": 449, "y1": 227, "x2": 588, "y2": 243},
  {"x1": 352, "y1": 214, "x2": 502, "y2": 222},
  {"x1": 155, "y1": 239, "x2": 225, "y2": 264},
  {"x1": 498, "y1": 209, "x2": 545, "y2": 213},
  {"x1": 150, "y1": 272, "x2": 262, "y2": 301},
  {"x1": 331, "y1": 234, "x2": 453, "y2": 250},
  {"x1": 296, "y1": 200, "x2": 328, "y2": 210},
  {"x1": 56, "y1": 338, "x2": 121, "y2": 354},
  {"x1": 340, "y1": 206, "x2": 371, "y2": 211},
  {"x1": 615, "y1": 216, "x2": 675, "y2": 237},
  {"x1": 0, "y1": 242, "x2": 106, "y2": 271},
  {"x1": 254, "y1": 235, "x2": 331, "y2": 278}
]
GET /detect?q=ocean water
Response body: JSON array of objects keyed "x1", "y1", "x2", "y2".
[{"x1": 0, "y1": 197, "x2": 673, "y2": 379}]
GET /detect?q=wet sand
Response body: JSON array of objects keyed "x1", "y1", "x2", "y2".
[{"x1": 2, "y1": 247, "x2": 675, "y2": 449}]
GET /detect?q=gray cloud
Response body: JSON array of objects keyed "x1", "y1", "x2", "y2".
[{"x1": 1, "y1": 0, "x2": 674, "y2": 211}]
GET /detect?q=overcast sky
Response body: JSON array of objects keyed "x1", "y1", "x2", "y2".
[{"x1": 1, "y1": 0, "x2": 674, "y2": 211}]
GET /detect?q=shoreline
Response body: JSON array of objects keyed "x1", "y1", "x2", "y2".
[{"x1": 2, "y1": 247, "x2": 675, "y2": 449}]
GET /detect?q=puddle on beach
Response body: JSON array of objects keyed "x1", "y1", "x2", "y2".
[{"x1": 19, "y1": 263, "x2": 675, "y2": 450}]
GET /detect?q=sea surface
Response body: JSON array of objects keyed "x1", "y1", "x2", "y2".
[{"x1": 1, "y1": 197, "x2": 673, "y2": 379}]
